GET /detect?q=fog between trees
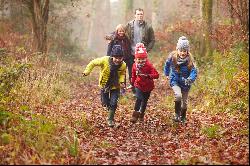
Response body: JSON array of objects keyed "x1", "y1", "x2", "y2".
[{"x1": 62, "y1": 0, "x2": 201, "y2": 55}]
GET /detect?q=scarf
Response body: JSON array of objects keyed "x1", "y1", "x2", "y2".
[
  {"x1": 177, "y1": 56, "x2": 189, "y2": 66},
  {"x1": 104, "y1": 57, "x2": 121, "y2": 92},
  {"x1": 135, "y1": 62, "x2": 145, "y2": 76},
  {"x1": 115, "y1": 34, "x2": 130, "y2": 59}
]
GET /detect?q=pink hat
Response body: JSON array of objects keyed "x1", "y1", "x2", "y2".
[{"x1": 135, "y1": 43, "x2": 147, "y2": 58}]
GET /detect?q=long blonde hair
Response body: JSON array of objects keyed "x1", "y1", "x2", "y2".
[
  {"x1": 115, "y1": 24, "x2": 125, "y2": 32},
  {"x1": 171, "y1": 51, "x2": 194, "y2": 72}
]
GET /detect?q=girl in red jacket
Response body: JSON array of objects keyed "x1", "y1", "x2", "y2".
[{"x1": 130, "y1": 43, "x2": 159, "y2": 123}]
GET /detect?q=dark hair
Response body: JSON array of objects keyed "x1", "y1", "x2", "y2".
[{"x1": 134, "y1": 8, "x2": 144, "y2": 14}]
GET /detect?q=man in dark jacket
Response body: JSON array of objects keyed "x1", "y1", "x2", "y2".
[
  {"x1": 125, "y1": 8, "x2": 155, "y2": 54},
  {"x1": 125, "y1": 8, "x2": 155, "y2": 95}
]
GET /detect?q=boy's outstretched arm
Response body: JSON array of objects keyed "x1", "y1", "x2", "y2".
[{"x1": 82, "y1": 57, "x2": 105, "y2": 76}]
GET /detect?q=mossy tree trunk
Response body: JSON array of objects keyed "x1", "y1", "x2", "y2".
[
  {"x1": 201, "y1": 0, "x2": 213, "y2": 57},
  {"x1": 24, "y1": 0, "x2": 50, "y2": 54}
]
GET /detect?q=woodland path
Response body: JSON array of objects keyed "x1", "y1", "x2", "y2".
[{"x1": 36, "y1": 61, "x2": 248, "y2": 165}]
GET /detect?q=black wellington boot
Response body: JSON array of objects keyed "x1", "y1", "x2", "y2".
[
  {"x1": 173, "y1": 101, "x2": 181, "y2": 122},
  {"x1": 107, "y1": 108, "x2": 115, "y2": 127},
  {"x1": 181, "y1": 108, "x2": 187, "y2": 124}
]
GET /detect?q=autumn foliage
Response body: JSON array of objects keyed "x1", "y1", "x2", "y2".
[{"x1": 0, "y1": 1, "x2": 249, "y2": 165}]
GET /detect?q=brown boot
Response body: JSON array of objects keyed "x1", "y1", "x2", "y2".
[
  {"x1": 130, "y1": 111, "x2": 140, "y2": 123},
  {"x1": 138, "y1": 112, "x2": 145, "y2": 122}
]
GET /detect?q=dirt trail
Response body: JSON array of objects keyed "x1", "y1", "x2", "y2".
[{"x1": 38, "y1": 66, "x2": 249, "y2": 165}]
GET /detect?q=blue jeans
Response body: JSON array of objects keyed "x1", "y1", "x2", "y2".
[
  {"x1": 134, "y1": 88, "x2": 151, "y2": 113},
  {"x1": 101, "y1": 89, "x2": 120, "y2": 111}
]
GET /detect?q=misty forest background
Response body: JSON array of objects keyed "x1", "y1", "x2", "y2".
[{"x1": 0, "y1": 0, "x2": 249, "y2": 165}]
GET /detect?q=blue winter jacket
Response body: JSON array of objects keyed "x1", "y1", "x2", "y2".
[{"x1": 164, "y1": 51, "x2": 197, "y2": 91}]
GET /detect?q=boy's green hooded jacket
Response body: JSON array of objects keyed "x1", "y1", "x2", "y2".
[{"x1": 83, "y1": 56, "x2": 126, "y2": 89}]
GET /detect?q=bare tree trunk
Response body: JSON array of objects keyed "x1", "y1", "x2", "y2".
[
  {"x1": 228, "y1": 0, "x2": 235, "y2": 25},
  {"x1": 152, "y1": 0, "x2": 160, "y2": 30},
  {"x1": 124, "y1": 0, "x2": 133, "y2": 23},
  {"x1": 104, "y1": 0, "x2": 111, "y2": 32},
  {"x1": 226, "y1": 0, "x2": 249, "y2": 49},
  {"x1": 87, "y1": 0, "x2": 108, "y2": 55},
  {"x1": 201, "y1": 0, "x2": 213, "y2": 57},
  {"x1": 227, "y1": 0, "x2": 249, "y2": 33},
  {"x1": 25, "y1": 0, "x2": 49, "y2": 54},
  {"x1": 242, "y1": 0, "x2": 249, "y2": 33}
]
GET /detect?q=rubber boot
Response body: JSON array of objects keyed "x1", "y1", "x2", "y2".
[
  {"x1": 181, "y1": 108, "x2": 187, "y2": 124},
  {"x1": 173, "y1": 101, "x2": 181, "y2": 122},
  {"x1": 130, "y1": 111, "x2": 140, "y2": 123},
  {"x1": 107, "y1": 109, "x2": 115, "y2": 127}
]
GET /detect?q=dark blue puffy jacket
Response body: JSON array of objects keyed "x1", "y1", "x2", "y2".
[{"x1": 164, "y1": 51, "x2": 197, "y2": 91}]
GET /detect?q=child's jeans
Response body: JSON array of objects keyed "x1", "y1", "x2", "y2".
[
  {"x1": 134, "y1": 88, "x2": 151, "y2": 113},
  {"x1": 172, "y1": 85, "x2": 189, "y2": 109},
  {"x1": 101, "y1": 88, "x2": 120, "y2": 111}
]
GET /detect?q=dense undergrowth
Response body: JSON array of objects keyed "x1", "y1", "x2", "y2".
[
  {"x1": 0, "y1": 50, "x2": 87, "y2": 164},
  {"x1": 193, "y1": 43, "x2": 249, "y2": 116}
]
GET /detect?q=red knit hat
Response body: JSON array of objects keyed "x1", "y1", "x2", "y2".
[{"x1": 135, "y1": 43, "x2": 147, "y2": 58}]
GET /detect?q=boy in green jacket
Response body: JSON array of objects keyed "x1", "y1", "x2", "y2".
[{"x1": 83, "y1": 45, "x2": 126, "y2": 127}]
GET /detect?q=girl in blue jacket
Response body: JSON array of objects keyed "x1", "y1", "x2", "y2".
[{"x1": 164, "y1": 36, "x2": 198, "y2": 123}]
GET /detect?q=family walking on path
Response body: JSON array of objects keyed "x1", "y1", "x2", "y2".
[{"x1": 83, "y1": 8, "x2": 198, "y2": 127}]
